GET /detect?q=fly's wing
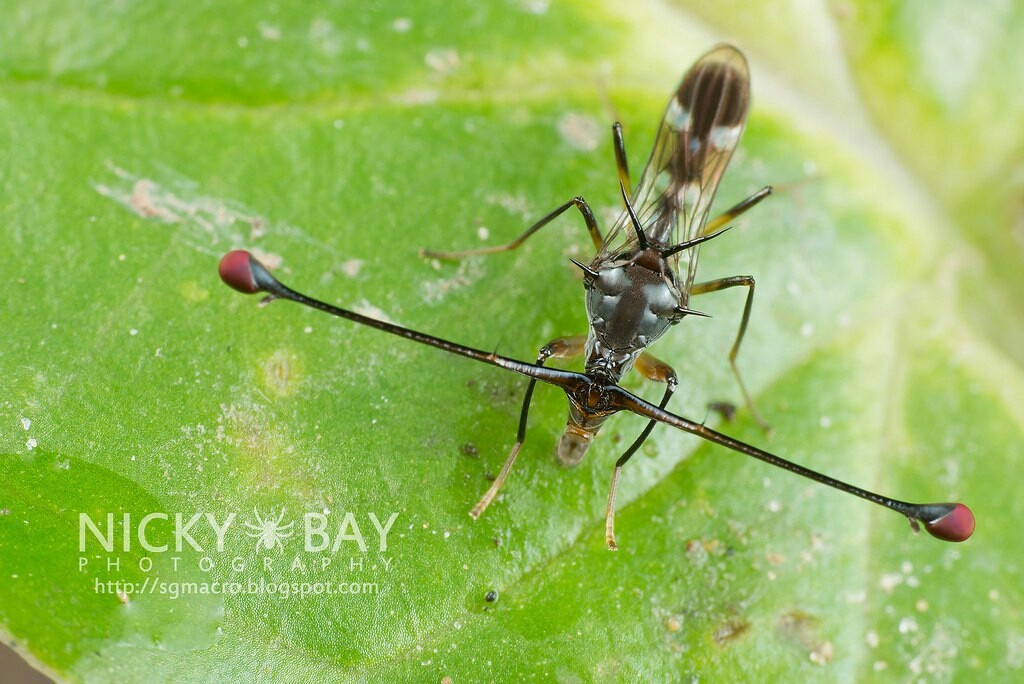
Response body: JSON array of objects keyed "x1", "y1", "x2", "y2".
[{"x1": 598, "y1": 45, "x2": 750, "y2": 290}]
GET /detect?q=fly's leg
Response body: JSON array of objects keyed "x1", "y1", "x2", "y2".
[
  {"x1": 469, "y1": 336, "x2": 586, "y2": 519},
  {"x1": 691, "y1": 275, "x2": 770, "y2": 433},
  {"x1": 421, "y1": 198, "x2": 603, "y2": 260},
  {"x1": 701, "y1": 186, "x2": 772, "y2": 236},
  {"x1": 612, "y1": 122, "x2": 631, "y2": 196},
  {"x1": 605, "y1": 352, "x2": 677, "y2": 550}
]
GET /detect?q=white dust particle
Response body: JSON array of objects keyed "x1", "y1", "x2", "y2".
[
  {"x1": 476, "y1": 227, "x2": 490, "y2": 241},
  {"x1": 901, "y1": 561, "x2": 914, "y2": 573},
  {"x1": 237, "y1": 36, "x2": 249, "y2": 48},
  {"x1": 392, "y1": 17, "x2": 412, "y2": 33},
  {"x1": 916, "y1": 599, "x2": 929, "y2": 612},
  {"x1": 341, "y1": 259, "x2": 363, "y2": 277},
  {"x1": 258, "y1": 22, "x2": 281, "y2": 40},
  {"x1": 304, "y1": 326, "x2": 313, "y2": 334},
  {"x1": 520, "y1": 0, "x2": 550, "y2": 14},
  {"x1": 118, "y1": 253, "x2": 126, "y2": 261},
  {"x1": 251, "y1": 249, "x2": 283, "y2": 269},
  {"x1": 809, "y1": 641, "x2": 833, "y2": 665},
  {"x1": 393, "y1": 89, "x2": 439, "y2": 105},
  {"x1": 800, "y1": 322, "x2": 814, "y2": 337},
  {"x1": 989, "y1": 589, "x2": 1000, "y2": 600},
  {"x1": 880, "y1": 573, "x2": 902, "y2": 593},
  {"x1": 26, "y1": 438, "x2": 37, "y2": 451},
  {"x1": 425, "y1": 48, "x2": 460, "y2": 73},
  {"x1": 129, "y1": 328, "x2": 139, "y2": 336},
  {"x1": 766, "y1": 499, "x2": 782, "y2": 513},
  {"x1": 485, "y1": 192, "x2": 533, "y2": 219},
  {"x1": 421, "y1": 257, "x2": 482, "y2": 304},
  {"x1": 1007, "y1": 633, "x2": 1024, "y2": 668},
  {"x1": 873, "y1": 661, "x2": 888, "y2": 672},
  {"x1": 557, "y1": 113, "x2": 600, "y2": 151},
  {"x1": 310, "y1": 18, "x2": 342, "y2": 57},
  {"x1": 819, "y1": 415, "x2": 832, "y2": 429},
  {"x1": 353, "y1": 300, "x2": 394, "y2": 323},
  {"x1": 333, "y1": 119, "x2": 344, "y2": 129},
  {"x1": 898, "y1": 617, "x2": 919, "y2": 634},
  {"x1": 21, "y1": 417, "x2": 31, "y2": 431},
  {"x1": 866, "y1": 630, "x2": 880, "y2": 648}
]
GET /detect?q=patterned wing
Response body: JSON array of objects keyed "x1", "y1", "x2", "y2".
[{"x1": 598, "y1": 45, "x2": 750, "y2": 290}]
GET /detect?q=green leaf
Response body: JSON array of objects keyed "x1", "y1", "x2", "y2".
[{"x1": 2, "y1": 0, "x2": 1021, "y2": 681}]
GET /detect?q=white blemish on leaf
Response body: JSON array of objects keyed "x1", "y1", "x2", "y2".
[
  {"x1": 879, "y1": 572, "x2": 902, "y2": 593},
  {"x1": 309, "y1": 18, "x2": 342, "y2": 57},
  {"x1": 520, "y1": 0, "x2": 549, "y2": 14},
  {"x1": 421, "y1": 258, "x2": 482, "y2": 304},
  {"x1": 899, "y1": 617, "x2": 919, "y2": 634},
  {"x1": 393, "y1": 89, "x2": 439, "y2": 105},
  {"x1": 425, "y1": 48, "x2": 459, "y2": 73},
  {"x1": 353, "y1": 300, "x2": 395, "y2": 324},
  {"x1": 94, "y1": 162, "x2": 333, "y2": 259},
  {"x1": 557, "y1": 112, "x2": 600, "y2": 151},
  {"x1": 258, "y1": 22, "x2": 281, "y2": 40},
  {"x1": 341, "y1": 259, "x2": 363, "y2": 277},
  {"x1": 485, "y1": 192, "x2": 533, "y2": 220}
]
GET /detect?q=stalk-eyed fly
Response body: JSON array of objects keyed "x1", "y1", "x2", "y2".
[{"x1": 220, "y1": 45, "x2": 974, "y2": 547}]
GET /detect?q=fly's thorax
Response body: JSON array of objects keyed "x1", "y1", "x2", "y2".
[{"x1": 582, "y1": 248, "x2": 684, "y2": 379}]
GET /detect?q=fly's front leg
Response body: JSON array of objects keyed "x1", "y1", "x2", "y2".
[
  {"x1": 421, "y1": 198, "x2": 602, "y2": 260},
  {"x1": 469, "y1": 336, "x2": 586, "y2": 519},
  {"x1": 605, "y1": 352, "x2": 677, "y2": 550},
  {"x1": 691, "y1": 275, "x2": 770, "y2": 433}
]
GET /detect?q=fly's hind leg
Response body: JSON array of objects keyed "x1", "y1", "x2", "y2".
[
  {"x1": 421, "y1": 198, "x2": 603, "y2": 260},
  {"x1": 691, "y1": 275, "x2": 770, "y2": 433},
  {"x1": 424, "y1": 124, "x2": 638, "y2": 260},
  {"x1": 701, "y1": 186, "x2": 772, "y2": 236},
  {"x1": 605, "y1": 352, "x2": 677, "y2": 550},
  {"x1": 469, "y1": 336, "x2": 586, "y2": 519},
  {"x1": 612, "y1": 122, "x2": 631, "y2": 196}
]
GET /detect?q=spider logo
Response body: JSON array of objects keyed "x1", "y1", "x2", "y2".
[{"x1": 244, "y1": 507, "x2": 295, "y2": 552}]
